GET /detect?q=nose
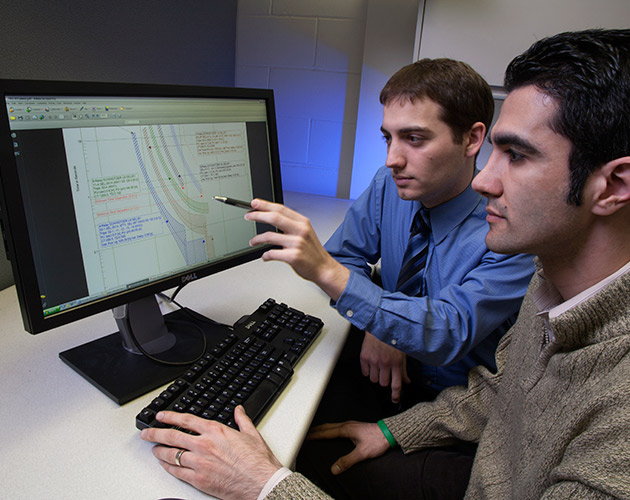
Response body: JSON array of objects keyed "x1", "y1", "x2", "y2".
[
  {"x1": 385, "y1": 139, "x2": 405, "y2": 169},
  {"x1": 472, "y1": 151, "x2": 502, "y2": 198}
]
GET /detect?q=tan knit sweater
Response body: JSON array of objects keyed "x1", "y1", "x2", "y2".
[{"x1": 269, "y1": 267, "x2": 630, "y2": 499}]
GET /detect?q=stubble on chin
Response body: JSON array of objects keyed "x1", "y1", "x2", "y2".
[{"x1": 484, "y1": 226, "x2": 514, "y2": 255}]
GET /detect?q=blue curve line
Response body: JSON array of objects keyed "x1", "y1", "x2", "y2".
[
  {"x1": 131, "y1": 131, "x2": 193, "y2": 265},
  {"x1": 169, "y1": 124, "x2": 203, "y2": 194}
]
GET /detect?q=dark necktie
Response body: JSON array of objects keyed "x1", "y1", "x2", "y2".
[{"x1": 395, "y1": 208, "x2": 431, "y2": 296}]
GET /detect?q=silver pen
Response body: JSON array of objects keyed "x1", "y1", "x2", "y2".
[{"x1": 213, "y1": 195, "x2": 253, "y2": 210}]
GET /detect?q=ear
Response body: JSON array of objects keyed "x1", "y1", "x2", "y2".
[
  {"x1": 590, "y1": 157, "x2": 630, "y2": 216},
  {"x1": 464, "y1": 122, "x2": 487, "y2": 158}
]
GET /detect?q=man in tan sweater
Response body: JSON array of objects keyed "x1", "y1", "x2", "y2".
[{"x1": 141, "y1": 29, "x2": 630, "y2": 500}]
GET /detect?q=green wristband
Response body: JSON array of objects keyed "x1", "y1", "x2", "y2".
[{"x1": 377, "y1": 419, "x2": 397, "y2": 448}]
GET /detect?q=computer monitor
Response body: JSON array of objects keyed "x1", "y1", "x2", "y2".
[{"x1": 0, "y1": 79, "x2": 283, "y2": 404}]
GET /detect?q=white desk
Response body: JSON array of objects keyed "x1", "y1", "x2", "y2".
[{"x1": 0, "y1": 192, "x2": 353, "y2": 500}]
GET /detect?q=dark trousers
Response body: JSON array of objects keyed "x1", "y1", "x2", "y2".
[
  {"x1": 295, "y1": 327, "x2": 475, "y2": 500},
  {"x1": 297, "y1": 438, "x2": 476, "y2": 500},
  {"x1": 309, "y1": 326, "x2": 440, "y2": 425}
]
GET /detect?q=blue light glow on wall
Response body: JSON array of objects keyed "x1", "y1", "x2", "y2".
[{"x1": 271, "y1": 67, "x2": 352, "y2": 197}]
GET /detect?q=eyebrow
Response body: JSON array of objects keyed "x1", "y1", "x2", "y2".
[
  {"x1": 380, "y1": 125, "x2": 433, "y2": 135},
  {"x1": 489, "y1": 132, "x2": 542, "y2": 156}
]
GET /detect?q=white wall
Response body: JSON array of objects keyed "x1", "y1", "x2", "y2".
[
  {"x1": 418, "y1": 0, "x2": 630, "y2": 86},
  {"x1": 236, "y1": 0, "x2": 368, "y2": 198}
]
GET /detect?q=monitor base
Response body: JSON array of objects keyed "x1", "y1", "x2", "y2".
[{"x1": 59, "y1": 307, "x2": 231, "y2": 405}]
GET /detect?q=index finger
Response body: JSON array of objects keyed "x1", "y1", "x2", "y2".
[
  {"x1": 157, "y1": 410, "x2": 215, "y2": 433},
  {"x1": 250, "y1": 198, "x2": 280, "y2": 212},
  {"x1": 141, "y1": 412, "x2": 219, "y2": 446},
  {"x1": 250, "y1": 198, "x2": 303, "y2": 220},
  {"x1": 247, "y1": 215, "x2": 312, "y2": 243},
  {"x1": 249, "y1": 198, "x2": 307, "y2": 222}
]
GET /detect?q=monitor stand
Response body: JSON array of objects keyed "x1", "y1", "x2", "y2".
[{"x1": 59, "y1": 295, "x2": 231, "y2": 405}]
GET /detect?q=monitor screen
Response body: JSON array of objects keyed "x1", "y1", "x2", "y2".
[{"x1": 0, "y1": 80, "x2": 283, "y2": 403}]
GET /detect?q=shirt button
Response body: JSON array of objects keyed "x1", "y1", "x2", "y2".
[
  {"x1": 390, "y1": 339, "x2": 397, "y2": 346},
  {"x1": 346, "y1": 310, "x2": 354, "y2": 318}
]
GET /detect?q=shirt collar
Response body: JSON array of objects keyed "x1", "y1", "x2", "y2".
[
  {"x1": 533, "y1": 270, "x2": 563, "y2": 315},
  {"x1": 417, "y1": 183, "x2": 483, "y2": 244},
  {"x1": 534, "y1": 259, "x2": 630, "y2": 318}
]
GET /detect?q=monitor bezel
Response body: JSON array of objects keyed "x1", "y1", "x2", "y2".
[{"x1": 0, "y1": 79, "x2": 283, "y2": 335}]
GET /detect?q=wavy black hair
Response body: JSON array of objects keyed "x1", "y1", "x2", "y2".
[{"x1": 505, "y1": 29, "x2": 630, "y2": 205}]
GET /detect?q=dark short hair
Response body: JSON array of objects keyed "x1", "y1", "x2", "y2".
[
  {"x1": 504, "y1": 29, "x2": 630, "y2": 205},
  {"x1": 379, "y1": 58, "x2": 494, "y2": 144}
]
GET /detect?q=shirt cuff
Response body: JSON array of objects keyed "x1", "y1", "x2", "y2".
[
  {"x1": 334, "y1": 271, "x2": 381, "y2": 329},
  {"x1": 257, "y1": 467, "x2": 293, "y2": 500}
]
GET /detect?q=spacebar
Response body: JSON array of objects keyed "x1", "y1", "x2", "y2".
[{"x1": 242, "y1": 373, "x2": 292, "y2": 424}]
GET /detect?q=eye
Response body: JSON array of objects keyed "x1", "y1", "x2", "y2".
[
  {"x1": 407, "y1": 135, "x2": 424, "y2": 144},
  {"x1": 381, "y1": 134, "x2": 392, "y2": 146},
  {"x1": 505, "y1": 148, "x2": 525, "y2": 163}
]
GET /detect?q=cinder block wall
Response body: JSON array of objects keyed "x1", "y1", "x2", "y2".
[{"x1": 236, "y1": 0, "x2": 367, "y2": 197}]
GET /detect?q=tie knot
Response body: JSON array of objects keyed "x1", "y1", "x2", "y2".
[{"x1": 411, "y1": 208, "x2": 430, "y2": 235}]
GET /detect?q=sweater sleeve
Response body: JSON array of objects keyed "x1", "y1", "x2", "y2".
[
  {"x1": 265, "y1": 472, "x2": 333, "y2": 500},
  {"x1": 384, "y1": 325, "x2": 512, "y2": 451}
]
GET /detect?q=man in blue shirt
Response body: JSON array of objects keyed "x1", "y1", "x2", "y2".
[{"x1": 245, "y1": 59, "x2": 533, "y2": 414}]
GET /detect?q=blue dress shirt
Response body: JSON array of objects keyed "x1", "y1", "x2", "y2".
[{"x1": 325, "y1": 167, "x2": 535, "y2": 391}]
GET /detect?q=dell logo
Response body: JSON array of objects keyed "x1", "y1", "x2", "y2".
[
  {"x1": 244, "y1": 320, "x2": 256, "y2": 330},
  {"x1": 181, "y1": 273, "x2": 198, "y2": 284}
]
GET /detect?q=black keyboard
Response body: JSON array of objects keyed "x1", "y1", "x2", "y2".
[{"x1": 136, "y1": 298, "x2": 324, "y2": 430}]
